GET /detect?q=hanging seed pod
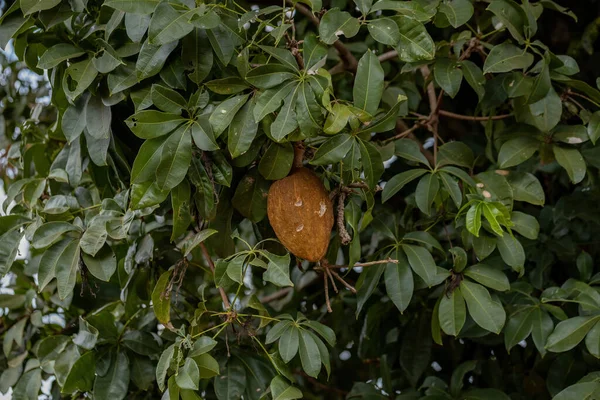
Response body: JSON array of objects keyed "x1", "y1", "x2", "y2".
[{"x1": 267, "y1": 167, "x2": 334, "y2": 262}]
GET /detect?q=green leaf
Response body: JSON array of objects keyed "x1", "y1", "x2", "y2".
[
  {"x1": 267, "y1": 321, "x2": 293, "y2": 344},
  {"x1": 209, "y1": 94, "x2": 249, "y2": 136},
  {"x1": 270, "y1": 376, "x2": 303, "y2": 400},
  {"x1": 546, "y1": 316, "x2": 600, "y2": 352},
  {"x1": 385, "y1": 250, "x2": 413, "y2": 313},
  {"x1": 103, "y1": 0, "x2": 159, "y2": 14},
  {"x1": 311, "y1": 134, "x2": 354, "y2": 165},
  {"x1": 381, "y1": 169, "x2": 427, "y2": 202},
  {"x1": 148, "y1": 3, "x2": 195, "y2": 45},
  {"x1": 131, "y1": 135, "x2": 169, "y2": 183},
  {"x1": 439, "y1": 288, "x2": 466, "y2": 336},
  {"x1": 279, "y1": 325, "x2": 300, "y2": 363},
  {"x1": 434, "y1": 58, "x2": 463, "y2": 98},
  {"x1": 483, "y1": 43, "x2": 534, "y2": 73},
  {"x1": 72, "y1": 317, "x2": 99, "y2": 350},
  {"x1": 498, "y1": 137, "x2": 539, "y2": 168},
  {"x1": 319, "y1": 8, "x2": 360, "y2": 45},
  {"x1": 232, "y1": 169, "x2": 269, "y2": 222},
  {"x1": 189, "y1": 336, "x2": 218, "y2": 357},
  {"x1": 461, "y1": 60, "x2": 485, "y2": 100},
  {"x1": 130, "y1": 182, "x2": 170, "y2": 209},
  {"x1": 487, "y1": 0, "x2": 526, "y2": 42},
  {"x1": 20, "y1": 0, "x2": 61, "y2": 15},
  {"x1": 205, "y1": 77, "x2": 250, "y2": 95},
  {"x1": 151, "y1": 271, "x2": 172, "y2": 328},
  {"x1": 229, "y1": 100, "x2": 259, "y2": 158},
  {"x1": 438, "y1": 0, "x2": 474, "y2": 28},
  {"x1": 80, "y1": 218, "x2": 108, "y2": 256},
  {"x1": 214, "y1": 359, "x2": 245, "y2": 399},
  {"x1": 183, "y1": 28, "x2": 213, "y2": 84},
  {"x1": 62, "y1": 351, "x2": 95, "y2": 394},
  {"x1": 394, "y1": 138, "x2": 430, "y2": 166},
  {"x1": 151, "y1": 84, "x2": 187, "y2": 114},
  {"x1": 393, "y1": 16, "x2": 435, "y2": 62},
  {"x1": 496, "y1": 233, "x2": 525, "y2": 273},
  {"x1": 299, "y1": 329, "x2": 321, "y2": 378},
  {"x1": 182, "y1": 229, "x2": 218, "y2": 257},
  {"x1": 356, "y1": 263, "x2": 386, "y2": 316},
  {"x1": 586, "y1": 321, "x2": 600, "y2": 358},
  {"x1": 588, "y1": 111, "x2": 600, "y2": 145},
  {"x1": 358, "y1": 94, "x2": 407, "y2": 134},
  {"x1": 126, "y1": 110, "x2": 187, "y2": 139},
  {"x1": 207, "y1": 25, "x2": 236, "y2": 65},
  {"x1": 63, "y1": 58, "x2": 98, "y2": 101},
  {"x1": 460, "y1": 280, "x2": 506, "y2": 334},
  {"x1": 439, "y1": 171, "x2": 462, "y2": 208},
  {"x1": 56, "y1": 239, "x2": 80, "y2": 300},
  {"x1": 94, "y1": 352, "x2": 130, "y2": 400},
  {"x1": 270, "y1": 90, "x2": 300, "y2": 141},
  {"x1": 553, "y1": 145, "x2": 586, "y2": 184},
  {"x1": 136, "y1": 39, "x2": 178, "y2": 80},
  {"x1": 553, "y1": 383, "x2": 600, "y2": 400},
  {"x1": 259, "y1": 45, "x2": 300, "y2": 71},
  {"x1": 324, "y1": 103, "x2": 352, "y2": 134},
  {"x1": 254, "y1": 81, "x2": 296, "y2": 122},
  {"x1": 32, "y1": 222, "x2": 80, "y2": 249},
  {"x1": 504, "y1": 307, "x2": 535, "y2": 352},
  {"x1": 191, "y1": 116, "x2": 219, "y2": 151},
  {"x1": 62, "y1": 96, "x2": 88, "y2": 143},
  {"x1": 81, "y1": 244, "x2": 117, "y2": 282},
  {"x1": 415, "y1": 173, "x2": 439, "y2": 215},
  {"x1": 156, "y1": 124, "x2": 192, "y2": 190},
  {"x1": 552, "y1": 125, "x2": 589, "y2": 145},
  {"x1": 176, "y1": 358, "x2": 200, "y2": 390},
  {"x1": 296, "y1": 81, "x2": 323, "y2": 137},
  {"x1": 506, "y1": 171, "x2": 545, "y2": 206},
  {"x1": 464, "y1": 264, "x2": 510, "y2": 291},
  {"x1": 259, "y1": 142, "x2": 294, "y2": 180},
  {"x1": 263, "y1": 251, "x2": 293, "y2": 287},
  {"x1": 125, "y1": 13, "x2": 150, "y2": 42},
  {"x1": 402, "y1": 244, "x2": 438, "y2": 287},
  {"x1": 245, "y1": 64, "x2": 297, "y2": 90},
  {"x1": 510, "y1": 211, "x2": 539, "y2": 240},
  {"x1": 358, "y1": 140, "x2": 384, "y2": 189},
  {"x1": 157, "y1": 345, "x2": 175, "y2": 391},
  {"x1": 171, "y1": 179, "x2": 192, "y2": 241},
  {"x1": 353, "y1": 51, "x2": 384, "y2": 116},
  {"x1": 37, "y1": 44, "x2": 85, "y2": 69},
  {"x1": 367, "y1": 18, "x2": 400, "y2": 46},
  {"x1": 438, "y1": 141, "x2": 474, "y2": 169},
  {"x1": 37, "y1": 238, "x2": 69, "y2": 290}
]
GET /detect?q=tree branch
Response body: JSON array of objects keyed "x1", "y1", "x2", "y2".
[
  {"x1": 200, "y1": 242, "x2": 231, "y2": 309},
  {"x1": 378, "y1": 50, "x2": 398, "y2": 62},
  {"x1": 438, "y1": 110, "x2": 513, "y2": 121}
]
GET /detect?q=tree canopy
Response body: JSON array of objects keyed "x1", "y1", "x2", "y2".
[{"x1": 1, "y1": 0, "x2": 600, "y2": 399}]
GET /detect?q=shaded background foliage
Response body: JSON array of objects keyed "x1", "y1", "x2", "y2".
[{"x1": 2, "y1": 0, "x2": 600, "y2": 400}]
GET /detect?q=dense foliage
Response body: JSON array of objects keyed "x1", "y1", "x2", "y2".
[{"x1": 2, "y1": 0, "x2": 600, "y2": 398}]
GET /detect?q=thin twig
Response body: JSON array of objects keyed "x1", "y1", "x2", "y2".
[
  {"x1": 260, "y1": 287, "x2": 293, "y2": 303},
  {"x1": 323, "y1": 271, "x2": 332, "y2": 312},
  {"x1": 382, "y1": 123, "x2": 420, "y2": 144},
  {"x1": 438, "y1": 110, "x2": 513, "y2": 121},
  {"x1": 200, "y1": 242, "x2": 231, "y2": 309},
  {"x1": 420, "y1": 65, "x2": 439, "y2": 166},
  {"x1": 336, "y1": 190, "x2": 352, "y2": 245},
  {"x1": 378, "y1": 50, "x2": 398, "y2": 62}
]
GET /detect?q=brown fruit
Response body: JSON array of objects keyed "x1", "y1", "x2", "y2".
[{"x1": 267, "y1": 168, "x2": 334, "y2": 262}]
